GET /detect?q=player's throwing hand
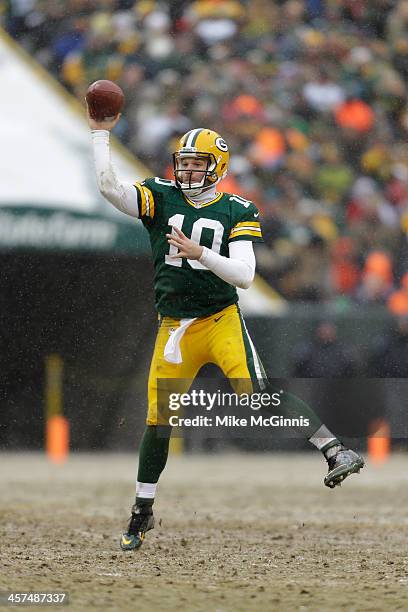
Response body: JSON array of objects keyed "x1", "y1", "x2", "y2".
[
  {"x1": 167, "y1": 226, "x2": 204, "y2": 260},
  {"x1": 86, "y1": 103, "x2": 121, "y2": 131}
]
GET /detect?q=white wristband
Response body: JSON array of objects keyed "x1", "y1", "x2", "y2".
[{"x1": 91, "y1": 129, "x2": 110, "y2": 141}]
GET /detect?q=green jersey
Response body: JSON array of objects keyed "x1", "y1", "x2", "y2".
[{"x1": 134, "y1": 177, "x2": 263, "y2": 318}]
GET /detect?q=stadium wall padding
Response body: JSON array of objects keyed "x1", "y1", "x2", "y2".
[{"x1": 0, "y1": 253, "x2": 156, "y2": 450}]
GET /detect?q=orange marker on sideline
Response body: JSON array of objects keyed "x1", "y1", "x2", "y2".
[
  {"x1": 45, "y1": 354, "x2": 69, "y2": 463},
  {"x1": 46, "y1": 415, "x2": 69, "y2": 463},
  {"x1": 368, "y1": 419, "x2": 390, "y2": 465}
]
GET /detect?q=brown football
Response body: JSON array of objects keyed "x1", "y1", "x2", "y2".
[{"x1": 85, "y1": 80, "x2": 124, "y2": 121}]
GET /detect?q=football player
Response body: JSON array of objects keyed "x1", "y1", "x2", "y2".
[{"x1": 88, "y1": 111, "x2": 364, "y2": 551}]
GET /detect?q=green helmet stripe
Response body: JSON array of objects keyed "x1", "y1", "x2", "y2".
[
  {"x1": 182, "y1": 130, "x2": 194, "y2": 146},
  {"x1": 191, "y1": 128, "x2": 204, "y2": 147},
  {"x1": 183, "y1": 128, "x2": 204, "y2": 148}
]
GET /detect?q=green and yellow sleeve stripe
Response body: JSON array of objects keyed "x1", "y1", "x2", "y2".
[
  {"x1": 134, "y1": 182, "x2": 155, "y2": 219},
  {"x1": 229, "y1": 220, "x2": 262, "y2": 240}
]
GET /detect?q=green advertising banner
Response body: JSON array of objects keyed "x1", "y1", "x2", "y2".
[{"x1": 0, "y1": 207, "x2": 150, "y2": 253}]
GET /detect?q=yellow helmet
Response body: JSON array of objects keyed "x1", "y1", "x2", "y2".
[{"x1": 173, "y1": 128, "x2": 229, "y2": 193}]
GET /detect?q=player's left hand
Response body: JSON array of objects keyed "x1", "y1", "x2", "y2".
[{"x1": 167, "y1": 226, "x2": 203, "y2": 260}]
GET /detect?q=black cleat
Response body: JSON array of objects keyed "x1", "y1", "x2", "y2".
[
  {"x1": 324, "y1": 447, "x2": 365, "y2": 489},
  {"x1": 120, "y1": 504, "x2": 155, "y2": 551}
]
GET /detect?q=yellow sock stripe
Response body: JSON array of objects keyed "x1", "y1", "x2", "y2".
[{"x1": 229, "y1": 229, "x2": 263, "y2": 239}]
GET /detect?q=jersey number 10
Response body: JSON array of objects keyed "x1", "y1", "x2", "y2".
[{"x1": 165, "y1": 214, "x2": 224, "y2": 270}]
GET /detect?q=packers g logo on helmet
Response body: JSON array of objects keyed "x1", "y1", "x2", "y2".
[
  {"x1": 215, "y1": 137, "x2": 228, "y2": 152},
  {"x1": 173, "y1": 128, "x2": 230, "y2": 193}
]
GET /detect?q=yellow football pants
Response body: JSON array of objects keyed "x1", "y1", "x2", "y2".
[{"x1": 147, "y1": 303, "x2": 266, "y2": 425}]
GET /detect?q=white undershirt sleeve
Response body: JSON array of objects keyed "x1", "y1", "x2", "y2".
[
  {"x1": 199, "y1": 241, "x2": 256, "y2": 289},
  {"x1": 91, "y1": 130, "x2": 139, "y2": 217}
]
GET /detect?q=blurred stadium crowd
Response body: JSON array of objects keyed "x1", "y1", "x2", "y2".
[{"x1": 3, "y1": 0, "x2": 408, "y2": 307}]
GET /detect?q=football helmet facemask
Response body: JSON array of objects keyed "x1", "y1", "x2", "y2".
[{"x1": 173, "y1": 128, "x2": 229, "y2": 195}]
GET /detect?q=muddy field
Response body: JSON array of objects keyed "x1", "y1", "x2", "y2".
[{"x1": 1, "y1": 451, "x2": 408, "y2": 612}]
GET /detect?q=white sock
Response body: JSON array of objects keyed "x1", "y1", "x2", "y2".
[
  {"x1": 309, "y1": 424, "x2": 338, "y2": 451},
  {"x1": 136, "y1": 481, "x2": 157, "y2": 500}
]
